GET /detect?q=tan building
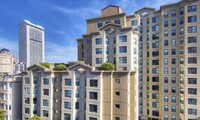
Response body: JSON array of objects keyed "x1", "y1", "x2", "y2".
[
  {"x1": 21, "y1": 63, "x2": 137, "y2": 120},
  {"x1": 77, "y1": 0, "x2": 200, "y2": 120},
  {"x1": 0, "y1": 48, "x2": 17, "y2": 74}
]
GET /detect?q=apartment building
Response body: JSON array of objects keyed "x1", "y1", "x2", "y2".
[
  {"x1": 19, "y1": 20, "x2": 45, "y2": 68},
  {"x1": 0, "y1": 74, "x2": 22, "y2": 120},
  {"x1": 77, "y1": 0, "x2": 200, "y2": 119},
  {"x1": 21, "y1": 63, "x2": 137, "y2": 120},
  {"x1": 0, "y1": 48, "x2": 17, "y2": 74}
]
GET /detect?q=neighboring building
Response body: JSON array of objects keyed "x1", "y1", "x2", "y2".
[
  {"x1": 0, "y1": 48, "x2": 17, "y2": 74},
  {"x1": 21, "y1": 63, "x2": 138, "y2": 120},
  {"x1": 77, "y1": 0, "x2": 200, "y2": 120},
  {"x1": 0, "y1": 74, "x2": 22, "y2": 120},
  {"x1": 19, "y1": 20, "x2": 45, "y2": 68},
  {"x1": 14, "y1": 62, "x2": 26, "y2": 74}
]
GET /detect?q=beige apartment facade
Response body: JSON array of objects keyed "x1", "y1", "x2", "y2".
[
  {"x1": 0, "y1": 48, "x2": 17, "y2": 74},
  {"x1": 21, "y1": 63, "x2": 137, "y2": 120},
  {"x1": 77, "y1": 0, "x2": 200, "y2": 120}
]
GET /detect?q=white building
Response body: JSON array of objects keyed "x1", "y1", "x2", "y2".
[{"x1": 19, "y1": 20, "x2": 45, "y2": 68}]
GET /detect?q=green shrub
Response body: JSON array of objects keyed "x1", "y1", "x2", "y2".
[
  {"x1": 39, "y1": 62, "x2": 50, "y2": 69},
  {"x1": 101, "y1": 62, "x2": 115, "y2": 70},
  {"x1": 55, "y1": 64, "x2": 67, "y2": 70},
  {"x1": 0, "y1": 109, "x2": 5, "y2": 120},
  {"x1": 29, "y1": 115, "x2": 43, "y2": 120}
]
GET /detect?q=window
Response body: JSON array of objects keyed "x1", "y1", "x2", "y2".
[
  {"x1": 152, "y1": 85, "x2": 159, "y2": 90},
  {"x1": 43, "y1": 89, "x2": 49, "y2": 96},
  {"x1": 115, "y1": 117, "x2": 120, "y2": 120},
  {"x1": 96, "y1": 58, "x2": 102, "y2": 64},
  {"x1": 164, "y1": 96, "x2": 168, "y2": 102},
  {"x1": 188, "y1": 78, "x2": 197, "y2": 84},
  {"x1": 188, "y1": 109, "x2": 197, "y2": 115},
  {"x1": 43, "y1": 99, "x2": 49, "y2": 107},
  {"x1": 43, "y1": 110, "x2": 49, "y2": 117},
  {"x1": 89, "y1": 104, "x2": 97, "y2": 113},
  {"x1": 106, "y1": 21, "x2": 111, "y2": 24},
  {"x1": 180, "y1": 28, "x2": 184, "y2": 34},
  {"x1": 90, "y1": 92, "x2": 97, "y2": 100},
  {"x1": 188, "y1": 5, "x2": 197, "y2": 12},
  {"x1": 25, "y1": 98, "x2": 30, "y2": 104},
  {"x1": 90, "y1": 79, "x2": 98, "y2": 87},
  {"x1": 152, "y1": 60, "x2": 159, "y2": 65},
  {"x1": 171, "y1": 58, "x2": 176, "y2": 64},
  {"x1": 164, "y1": 86, "x2": 168, "y2": 92},
  {"x1": 171, "y1": 20, "x2": 176, "y2": 26},
  {"x1": 164, "y1": 77, "x2": 168, "y2": 83},
  {"x1": 164, "y1": 40, "x2": 168, "y2": 46},
  {"x1": 188, "y1": 57, "x2": 197, "y2": 64},
  {"x1": 164, "y1": 115, "x2": 168, "y2": 120},
  {"x1": 119, "y1": 46, "x2": 127, "y2": 53},
  {"x1": 64, "y1": 102, "x2": 71, "y2": 109},
  {"x1": 171, "y1": 77, "x2": 176, "y2": 83},
  {"x1": 33, "y1": 76, "x2": 38, "y2": 84},
  {"x1": 180, "y1": 17, "x2": 184, "y2": 25},
  {"x1": 115, "y1": 104, "x2": 120, "y2": 108},
  {"x1": 152, "y1": 25, "x2": 159, "y2": 31},
  {"x1": 171, "y1": 68, "x2": 176, "y2": 74},
  {"x1": 25, "y1": 108, "x2": 29, "y2": 114},
  {"x1": 171, "y1": 87, "x2": 176, "y2": 93},
  {"x1": 171, "y1": 10, "x2": 176, "y2": 17},
  {"x1": 96, "y1": 38, "x2": 102, "y2": 45},
  {"x1": 152, "y1": 33, "x2": 159, "y2": 40},
  {"x1": 106, "y1": 37, "x2": 109, "y2": 44},
  {"x1": 188, "y1": 47, "x2": 197, "y2": 53},
  {"x1": 89, "y1": 117, "x2": 97, "y2": 120},
  {"x1": 65, "y1": 90, "x2": 71, "y2": 97},
  {"x1": 164, "y1": 105, "x2": 168, "y2": 111},
  {"x1": 119, "y1": 57, "x2": 127, "y2": 63},
  {"x1": 171, "y1": 49, "x2": 176, "y2": 55},
  {"x1": 119, "y1": 35, "x2": 127, "y2": 42},
  {"x1": 75, "y1": 102, "x2": 79, "y2": 109},
  {"x1": 171, "y1": 106, "x2": 176, "y2": 112},
  {"x1": 188, "y1": 88, "x2": 197, "y2": 95},
  {"x1": 164, "y1": 49, "x2": 168, "y2": 55},
  {"x1": 188, "y1": 98, "x2": 197, "y2": 105},
  {"x1": 188, "y1": 26, "x2": 197, "y2": 33},
  {"x1": 43, "y1": 78, "x2": 49, "y2": 85},
  {"x1": 188, "y1": 68, "x2": 197, "y2": 74},
  {"x1": 171, "y1": 116, "x2": 176, "y2": 120},
  {"x1": 76, "y1": 90, "x2": 79, "y2": 98},
  {"x1": 115, "y1": 79, "x2": 120, "y2": 83},
  {"x1": 25, "y1": 78, "x2": 30, "y2": 84},
  {"x1": 164, "y1": 11, "x2": 168, "y2": 18},
  {"x1": 180, "y1": 7, "x2": 184, "y2": 15},
  {"x1": 65, "y1": 79, "x2": 71, "y2": 86},
  {"x1": 171, "y1": 39, "x2": 176, "y2": 46},
  {"x1": 164, "y1": 21, "x2": 168, "y2": 27},
  {"x1": 96, "y1": 48, "x2": 102, "y2": 54},
  {"x1": 97, "y1": 23, "x2": 102, "y2": 28},
  {"x1": 64, "y1": 113, "x2": 71, "y2": 120},
  {"x1": 152, "y1": 68, "x2": 159, "y2": 74},
  {"x1": 188, "y1": 16, "x2": 197, "y2": 23},
  {"x1": 171, "y1": 29, "x2": 176, "y2": 36},
  {"x1": 24, "y1": 88, "x2": 30, "y2": 94},
  {"x1": 76, "y1": 78, "x2": 79, "y2": 86},
  {"x1": 152, "y1": 17, "x2": 159, "y2": 23},
  {"x1": 152, "y1": 102, "x2": 159, "y2": 108},
  {"x1": 131, "y1": 20, "x2": 137, "y2": 26},
  {"x1": 133, "y1": 48, "x2": 137, "y2": 54},
  {"x1": 164, "y1": 68, "x2": 168, "y2": 74},
  {"x1": 171, "y1": 96, "x2": 176, "y2": 102},
  {"x1": 114, "y1": 20, "x2": 120, "y2": 24},
  {"x1": 152, "y1": 93, "x2": 159, "y2": 99},
  {"x1": 164, "y1": 30, "x2": 168, "y2": 37},
  {"x1": 188, "y1": 36, "x2": 197, "y2": 43}
]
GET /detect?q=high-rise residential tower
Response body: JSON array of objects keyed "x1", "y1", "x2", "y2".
[
  {"x1": 19, "y1": 20, "x2": 45, "y2": 68},
  {"x1": 78, "y1": 0, "x2": 200, "y2": 120}
]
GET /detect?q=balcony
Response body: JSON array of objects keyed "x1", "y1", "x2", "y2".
[{"x1": 0, "y1": 88, "x2": 6, "y2": 93}]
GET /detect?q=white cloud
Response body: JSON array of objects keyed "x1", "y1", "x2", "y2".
[
  {"x1": 45, "y1": 41, "x2": 77, "y2": 63},
  {"x1": 0, "y1": 37, "x2": 18, "y2": 56}
]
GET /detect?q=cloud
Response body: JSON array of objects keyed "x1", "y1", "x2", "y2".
[
  {"x1": 45, "y1": 41, "x2": 77, "y2": 63},
  {"x1": 51, "y1": 5, "x2": 100, "y2": 17},
  {"x1": 0, "y1": 37, "x2": 18, "y2": 56}
]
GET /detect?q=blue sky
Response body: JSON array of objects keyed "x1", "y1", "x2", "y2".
[{"x1": 0, "y1": 0, "x2": 179, "y2": 63}]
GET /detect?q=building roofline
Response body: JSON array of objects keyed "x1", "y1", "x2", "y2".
[
  {"x1": 101, "y1": 5, "x2": 120, "y2": 11},
  {"x1": 134, "y1": 7, "x2": 156, "y2": 14},
  {"x1": 86, "y1": 13, "x2": 126, "y2": 23}
]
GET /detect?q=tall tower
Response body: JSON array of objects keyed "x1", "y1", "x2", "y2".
[{"x1": 19, "y1": 20, "x2": 45, "y2": 68}]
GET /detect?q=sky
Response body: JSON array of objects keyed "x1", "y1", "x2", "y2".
[{"x1": 0, "y1": 0, "x2": 180, "y2": 63}]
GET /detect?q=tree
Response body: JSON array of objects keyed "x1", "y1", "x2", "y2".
[
  {"x1": 40, "y1": 62, "x2": 50, "y2": 69},
  {"x1": 55, "y1": 64, "x2": 67, "y2": 70},
  {"x1": 101, "y1": 62, "x2": 115, "y2": 70},
  {"x1": 0, "y1": 109, "x2": 5, "y2": 120},
  {"x1": 29, "y1": 115, "x2": 43, "y2": 120}
]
